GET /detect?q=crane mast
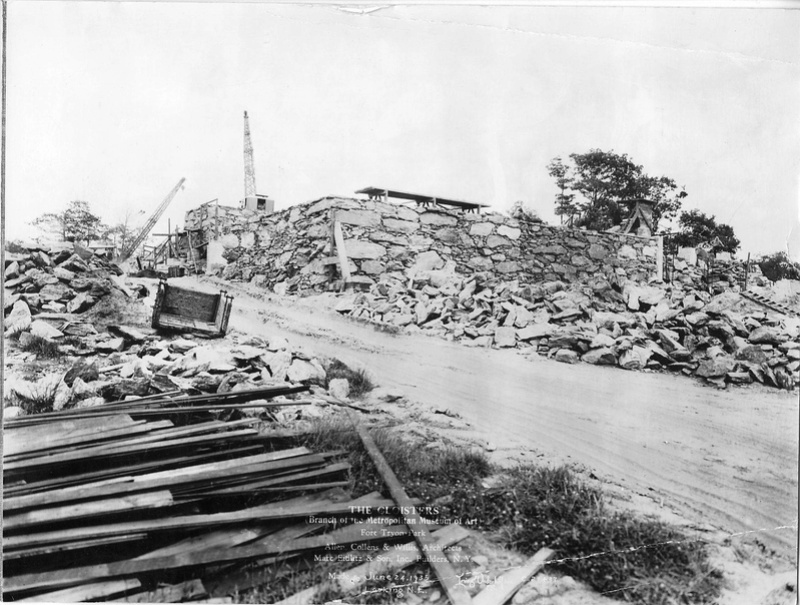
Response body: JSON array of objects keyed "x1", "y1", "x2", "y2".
[
  {"x1": 116, "y1": 177, "x2": 186, "y2": 263},
  {"x1": 243, "y1": 110, "x2": 257, "y2": 198}
]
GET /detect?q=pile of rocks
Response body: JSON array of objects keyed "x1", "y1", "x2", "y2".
[
  {"x1": 5, "y1": 323, "x2": 344, "y2": 417},
  {"x1": 338, "y1": 270, "x2": 799, "y2": 390},
  {"x1": 3, "y1": 243, "x2": 145, "y2": 342}
]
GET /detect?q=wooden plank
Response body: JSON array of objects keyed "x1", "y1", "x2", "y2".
[
  {"x1": 5, "y1": 448, "x2": 314, "y2": 511},
  {"x1": 3, "y1": 494, "x2": 407, "y2": 594},
  {"x1": 4, "y1": 494, "x2": 403, "y2": 552},
  {"x1": 472, "y1": 549, "x2": 555, "y2": 605},
  {"x1": 110, "y1": 579, "x2": 207, "y2": 603},
  {"x1": 274, "y1": 525, "x2": 470, "y2": 605},
  {"x1": 194, "y1": 462, "x2": 351, "y2": 497},
  {"x1": 3, "y1": 420, "x2": 172, "y2": 459},
  {"x1": 348, "y1": 411, "x2": 473, "y2": 605},
  {"x1": 4, "y1": 427, "x2": 260, "y2": 472},
  {"x1": 3, "y1": 413, "x2": 135, "y2": 439},
  {"x1": 3, "y1": 534, "x2": 149, "y2": 560},
  {"x1": 332, "y1": 220, "x2": 352, "y2": 283},
  {"x1": 5, "y1": 490, "x2": 174, "y2": 530},
  {"x1": 134, "y1": 527, "x2": 263, "y2": 560},
  {"x1": 16, "y1": 579, "x2": 142, "y2": 603},
  {"x1": 3, "y1": 446, "x2": 263, "y2": 498},
  {"x1": 6, "y1": 520, "x2": 421, "y2": 594}
]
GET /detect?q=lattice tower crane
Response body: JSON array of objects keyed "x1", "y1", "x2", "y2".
[
  {"x1": 116, "y1": 177, "x2": 186, "y2": 263},
  {"x1": 243, "y1": 110, "x2": 257, "y2": 198}
]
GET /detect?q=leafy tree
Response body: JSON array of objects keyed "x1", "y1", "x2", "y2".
[
  {"x1": 547, "y1": 149, "x2": 687, "y2": 232},
  {"x1": 758, "y1": 251, "x2": 800, "y2": 282},
  {"x1": 673, "y1": 210, "x2": 740, "y2": 254},
  {"x1": 32, "y1": 201, "x2": 107, "y2": 245}
]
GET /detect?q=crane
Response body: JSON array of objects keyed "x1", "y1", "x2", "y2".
[
  {"x1": 243, "y1": 110, "x2": 257, "y2": 198},
  {"x1": 116, "y1": 177, "x2": 186, "y2": 263}
]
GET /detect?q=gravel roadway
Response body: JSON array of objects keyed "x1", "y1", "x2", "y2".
[{"x1": 194, "y1": 278, "x2": 798, "y2": 562}]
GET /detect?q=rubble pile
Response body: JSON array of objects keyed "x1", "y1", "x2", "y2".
[
  {"x1": 3, "y1": 243, "x2": 145, "y2": 342},
  {"x1": 5, "y1": 326, "x2": 346, "y2": 419},
  {"x1": 667, "y1": 254, "x2": 768, "y2": 293},
  {"x1": 338, "y1": 271, "x2": 800, "y2": 390}
]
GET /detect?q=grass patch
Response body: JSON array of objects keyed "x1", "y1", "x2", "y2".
[
  {"x1": 19, "y1": 334, "x2": 63, "y2": 359},
  {"x1": 296, "y1": 417, "x2": 722, "y2": 605},
  {"x1": 11, "y1": 380, "x2": 59, "y2": 415},
  {"x1": 325, "y1": 358, "x2": 375, "y2": 398}
]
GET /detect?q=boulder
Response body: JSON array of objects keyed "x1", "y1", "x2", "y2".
[
  {"x1": 64, "y1": 362, "x2": 100, "y2": 387},
  {"x1": 582, "y1": 347, "x2": 616, "y2": 365},
  {"x1": 286, "y1": 359, "x2": 325, "y2": 383},
  {"x1": 494, "y1": 327, "x2": 516, "y2": 348},
  {"x1": 30, "y1": 320, "x2": 64, "y2": 340},
  {"x1": 696, "y1": 356, "x2": 735, "y2": 378},
  {"x1": 67, "y1": 292, "x2": 95, "y2": 313},
  {"x1": 554, "y1": 349, "x2": 579, "y2": 364},
  {"x1": 4, "y1": 300, "x2": 32, "y2": 335},
  {"x1": 517, "y1": 323, "x2": 555, "y2": 341},
  {"x1": 619, "y1": 346, "x2": 651, "y2": 370},
  {"x1": 328, "y1": 378, "x2": 350, "y2": 400},
  {"x1": 748, "y1": 326, "x2": 787, "y2": 345}
]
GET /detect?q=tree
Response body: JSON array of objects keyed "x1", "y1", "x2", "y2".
[
  {"x1": 673, "y1": 210, "x2": 740, "y2": 254},
  {"x1": 758, "y1": 251, "x2": 800, "y2": 282},
  {"x1": 547, "y1": 149, "x2": 687, "y2": 232},
  {"x1": 106, "y1": 209, "x2": 146, "y2": 253},
  {"x1": 32, "y1": 201, "x2": 107, "y2": 245}
]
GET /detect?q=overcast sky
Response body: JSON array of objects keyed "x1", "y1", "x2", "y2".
[{"x1": 5, "y1": 2, "x2": 799, "y2": 256}]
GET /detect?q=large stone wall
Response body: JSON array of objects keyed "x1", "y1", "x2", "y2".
[{"x1": 185, "y1": 196, "x2": 659, "y2": 293}]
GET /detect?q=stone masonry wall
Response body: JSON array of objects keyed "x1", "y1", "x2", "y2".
[{"x1": 185, "y1": 196, "x2": 658, "y2": 293}]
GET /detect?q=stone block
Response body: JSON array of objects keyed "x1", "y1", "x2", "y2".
[
  {"x1": 344, "y1": 240, "x2": 386, "y2": 260},
  {"x1": 486, "y1": 235, "x2": 512, "y2": 249},
  {"x1": 336, "y1": 209, "x2": 381, "y2": 228},
  {"x1": 470, "y1": 222, "x2": 495, "y2": 237},
  {"x1": 496, "y1": 225, "x2": 521, "y2": 240},
  {"x1": 419, "y1": 212, "x2": 458, "y2": 226}
]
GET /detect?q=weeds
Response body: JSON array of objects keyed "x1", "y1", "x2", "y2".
[
  {"x1": 19, "y1": 334, "x2": 63, "y2": 359},
  {"x1": 11, "y1": 380, "x2": 59, "y2": 414},
  {"x1": 295, "y1": 418, "x2": 722, "y2": 605},
  {"x1": 325, "y1": 358, "x2": 375, "y2": 398}
]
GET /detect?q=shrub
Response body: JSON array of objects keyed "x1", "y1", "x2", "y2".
[
  {"x1": 19, "y1": 334, "x2": 62, "y2": 359},
  {"x1": 325, "y1": 358, "x2": 375, "y2": 398},
  {"x1": 758, "y1": 251, "x2": 800, "y2": 282},
  {"x1": 12, "y1": 379, "x2": 60, "y2": 415}
]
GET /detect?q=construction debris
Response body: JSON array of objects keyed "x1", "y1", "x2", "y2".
[{"x1": 339, "y1": 272, "x2": 800, "y2": 390}]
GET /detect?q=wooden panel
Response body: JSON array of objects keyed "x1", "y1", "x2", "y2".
[{"x1": 162, "y1": 286, "x2": 218, "y2": 322}]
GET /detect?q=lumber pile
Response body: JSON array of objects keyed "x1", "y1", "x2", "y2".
[
  {"x1": 3, "y1": 398, "x2": 454, "y2": 602},
  {"x1": 338, "y1": 272, "x2": 800, "y2": 390}
]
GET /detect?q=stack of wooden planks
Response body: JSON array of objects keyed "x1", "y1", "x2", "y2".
[{"x1": 3, "y1": 389, "x2": 454, "y2": 602}]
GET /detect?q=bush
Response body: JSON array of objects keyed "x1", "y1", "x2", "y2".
[
  {"x1": 325, "y1": 358, "x2": 375, "y2": 398},
  {"x1": 11, "y1": 380, "x2": 59, "y2": 415},
  {"x1": 758, "y1": 251, "x2": 800, "y2": 282},
  {"x1": 19, "y1": 334, "x2": 62, "y2": 359}
]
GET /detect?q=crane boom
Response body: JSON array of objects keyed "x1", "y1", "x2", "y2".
[
  {"x1": 243, "y1": 110, "x2": 257, "y2": 198},
  {"x1": 117, "y1": 177, "x2": 186, "y2": 263}
]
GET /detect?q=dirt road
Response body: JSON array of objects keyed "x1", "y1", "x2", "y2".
[{"x1": 196, "y1": 278, "x2": 799, "y2": 560}]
